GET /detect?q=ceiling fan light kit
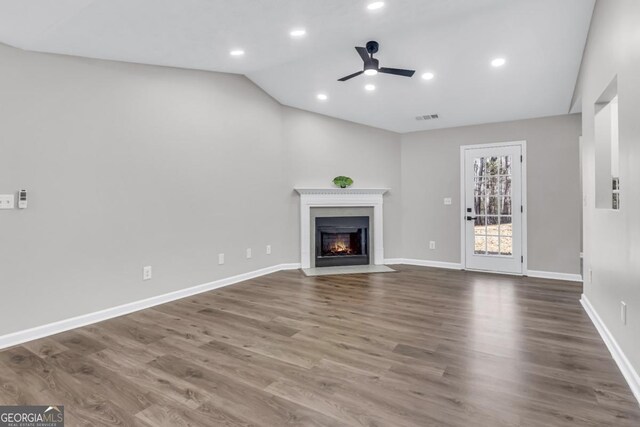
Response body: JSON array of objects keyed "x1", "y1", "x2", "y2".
[{"x1": 338, "y1": 40, "x2": 415, "y2": 81}]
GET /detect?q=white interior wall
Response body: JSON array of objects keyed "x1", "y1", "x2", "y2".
[{"x1": 574, "y1": 0, "x2": 640, "y2": 398}]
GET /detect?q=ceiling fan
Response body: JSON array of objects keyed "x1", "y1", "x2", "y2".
[{"x1": 338, "y1": 40, "x2": 415, "y2": 81}]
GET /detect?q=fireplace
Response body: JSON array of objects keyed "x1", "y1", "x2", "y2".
[
  {"x1": 315, "y1": 216, "x2": 369, "y2": 267},
  {"x1": 295, "y1": 188, "x2": 387, "y2": 269}
]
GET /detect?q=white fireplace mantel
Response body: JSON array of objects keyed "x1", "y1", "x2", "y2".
[
  {"x1": 295, "y1": 188, "x2": 389, "y2": 269},
  {"x1": 295, "y1": 188, "x2": 389, "y2": 196}
]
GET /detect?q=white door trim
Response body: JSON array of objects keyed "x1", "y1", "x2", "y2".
[{"x1": 459, "y1": 140, "x2": 528, "y2": 275}]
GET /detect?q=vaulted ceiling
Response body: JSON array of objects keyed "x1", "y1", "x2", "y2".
[{"x1": 0, "y1": 0, "x2": 594, "y2": 132}]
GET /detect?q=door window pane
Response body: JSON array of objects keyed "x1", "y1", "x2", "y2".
[
  {"x1": 499, "y1": 176, "x2": 512, "y2": 196},
  {"x1": 486, "y1": 177, "x2": 499, "y2": 195},
  {"x1": 474, "y1": 235, "x2": 487, "y2": 254},
  {"x1": 474, "y1": 216, "x2": 486, "y2": 235},
  {"x1": 474, "y1": 197, "x2": 485, "y2": 215},
  {"x1": 473, "y1": 158, "x2": 484, "y2": 178},
  {"x1": 499, "y1": 217, "x2": 512, "y2": 236},
  {"x1": 500, "y1": 237, "x2": 513, "y2": 255},
  {"x1": 474, "y1": 179, "x2": 485, "y2": 197},
  {"x1": 499, "y1": 156, "x2": 512, "y2": 175},
  {"x1": 487, "y1": 236, "x2": 500, "y2": 255},
  {"x1": 499, "y1": 197, "x2": 512, "y2": 216},
  {"x1": 486, "y1": 216, "x2": 499, "y2": 231},
  {"x1": 486, "y1": 197, "x2": 500, "y2": 215},
  {"x1": 485, "y1": 157, "x2": 500, "y2": 175}
]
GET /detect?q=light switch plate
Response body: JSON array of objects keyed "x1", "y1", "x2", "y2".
[{"x1": 0, "y1": 194, "x2": 15, "y2": 209}]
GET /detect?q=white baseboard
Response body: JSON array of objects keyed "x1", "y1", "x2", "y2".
[
  {"x1": 384, "y1": 258, "x2": 463, "y2": 270},
  {"x1": 278, "y1": 263, "x2": 303, "y2": 271},
  {"x1": 581, "y1": 294, "x2": 640, "y2": 405},
  {"x1": 0, "y1": 262, "x2": 301, "y2": 350},
  {"x1": 386, "y1": 259, "x2": 582, "y2": 282},
  {"x1": 383, "y1": 258, "x2": 405, "y2": 265},
  {"x1": 527, "y1": 270, "x2": 583, "y2": 282}
]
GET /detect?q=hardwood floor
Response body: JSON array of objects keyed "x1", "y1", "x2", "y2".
[{"x1": 0, "y1": 265, "x2": 638, "y2": 426}]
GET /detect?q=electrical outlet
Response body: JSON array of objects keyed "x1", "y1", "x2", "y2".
[
  {"x1": 143, "y1": 266, "x2": 152, "y2": 281},
  {"x1": 266, "y1": 245, "x2": 272, "y2": 255},
  {"x1": 444, "y1": 198, "x2": 452, "y2": 205},
  {"x1": 0, "y1": 194, "x2": 15, "y2": 209},
  {"x1": 429, "y1": 241, "x2": 436, "y2": 250},
  {"x1": 621, "y1": 301, "x2": 627, "y2": 325},
  {"x1": 246, "y1": 248, "x2": 252, "y2": 259},
  {"x1": 218, "y1": 253, "x2": 225, "y2": 265}
]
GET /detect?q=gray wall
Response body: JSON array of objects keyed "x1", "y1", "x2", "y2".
[
  {"x1": 574, "y1": 0, "x2": 640, "y2": 378},
  {"x1": 283, "y1": 107, "x2": 403, "y2": 260},
  {"x1": 401, "y1": 114, "x2": 582, "y2": 274},
  {"x1": 0, "y1": 43, "x2": 289, "y2": 335},
  {"x1": 0, "y1": 42, "x2": 401, "y2": 336}
]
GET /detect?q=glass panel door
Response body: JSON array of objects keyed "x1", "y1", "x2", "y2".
[{"x1": 464, "y1": 145, "x2": 523, "y2": 274}]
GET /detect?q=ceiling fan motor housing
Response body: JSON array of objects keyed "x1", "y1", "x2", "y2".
[
  {"x1": 366, "y1": 41, "x2": 379, "y2": 54},
  {"x1": 365, "y1": 58, "x2": 380, "y2": 71}
]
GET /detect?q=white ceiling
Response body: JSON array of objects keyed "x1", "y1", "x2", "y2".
[{"x1": 0, "y1": 0, "x2": 594, "y2": 133}]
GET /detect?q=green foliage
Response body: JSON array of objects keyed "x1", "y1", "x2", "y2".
[
  {"x1": 333, "y1": 176, "x2": 354, "y2": 188},
  {"x1": 487, "y1": 157, "x2": 500, "y2": 175}
]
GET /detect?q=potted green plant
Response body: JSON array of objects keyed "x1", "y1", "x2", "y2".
[{"x1": 333, "y1": 176, "x2": 354, "y2": 188}]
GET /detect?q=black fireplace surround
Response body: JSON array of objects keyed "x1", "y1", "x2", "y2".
[{"x1": 315, "y1": 216, "x2": 369, "y2": 267}]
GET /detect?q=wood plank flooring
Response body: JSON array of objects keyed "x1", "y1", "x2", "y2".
[{"x1": 0, "y1": 265, "x2": 638, "y2": 426}]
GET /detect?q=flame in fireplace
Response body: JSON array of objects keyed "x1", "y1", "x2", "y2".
[{"x1": 328, "y1": 239, "x2": 353, "y2": 255}]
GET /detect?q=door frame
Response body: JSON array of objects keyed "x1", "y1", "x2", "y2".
[{"x1": 459, "y1": 140, "x2": 528, "y2": 275}]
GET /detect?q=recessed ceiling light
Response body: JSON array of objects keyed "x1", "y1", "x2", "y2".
[
  {"x1": 365, "y1": 84, "x2": 376, "y2": 91},
  {"x1": 491, "y1": 57, "x2": 506, "y2": 67},
  {"x1": 421, "y1": 72, "x2": 435, "y2": 80},
  {"x1": 230, "y1": 49, "x2": 245, "y2": 57},
  {"x1": 290, "y1": 29, "x2": 306, "y2": 38},
  {"x1": 364, "y1": 69, "x2": 378, "y2": 76},
  {"x1": 367, "y1": 1, "x2": 385, "y2": 10},
  {"x1": 317, "y1": 93, "x2": 328, "y2": 101}
]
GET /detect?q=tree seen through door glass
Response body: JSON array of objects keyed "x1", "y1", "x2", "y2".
[{"x1": 473, "y1": 156, "x2": 513, "y2": 256}]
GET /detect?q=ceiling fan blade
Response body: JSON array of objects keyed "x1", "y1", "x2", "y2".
[
  {"x1": 379, "y1": 67, "x2": 416, "y2": 77},
  {"x1": 338, "y1": 70, "x2": 364, "y2": 81},
  {"x1": 355, "y1": 46, "x2": 371, "y2": 63}
]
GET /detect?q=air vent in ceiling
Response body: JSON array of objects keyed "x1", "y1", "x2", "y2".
[{"x1": 416, "y1": 114, "x2": 440, "y2": 121}]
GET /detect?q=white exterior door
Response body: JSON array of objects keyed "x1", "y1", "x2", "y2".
[{"x1": 463, "y1": 144, "x2": 524, "y2": 274}]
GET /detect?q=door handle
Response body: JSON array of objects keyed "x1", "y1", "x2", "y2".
[{"x1": 466, "y1": 216, "x2": 477, "y2": 221}]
